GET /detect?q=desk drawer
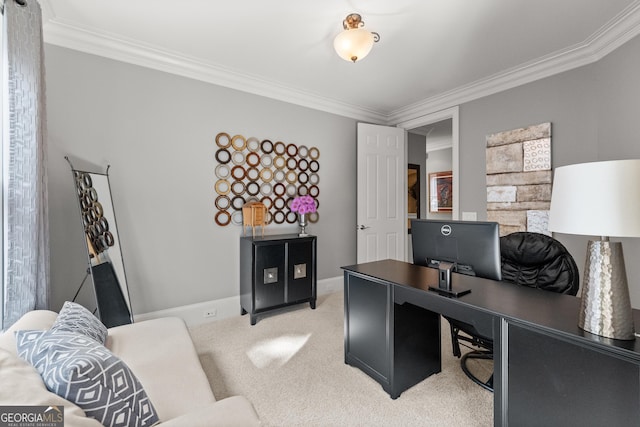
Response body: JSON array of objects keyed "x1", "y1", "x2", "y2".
[{"x1": 393, "y1": 285, "x2": 494, "y2": 338}]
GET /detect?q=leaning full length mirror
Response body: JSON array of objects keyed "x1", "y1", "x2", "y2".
[{"x1": 65, "y1": 157, "x2": 133, "y2": 327}]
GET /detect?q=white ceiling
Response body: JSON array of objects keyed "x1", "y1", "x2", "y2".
[{"x1": 39, "y1": 0, "x2": 640, "y2": 124}]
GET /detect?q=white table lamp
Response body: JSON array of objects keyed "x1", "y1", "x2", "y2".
[{"x1": 549, "y1": 159, "x2": 640, "y2": 340}]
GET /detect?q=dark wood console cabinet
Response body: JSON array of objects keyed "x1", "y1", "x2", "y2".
[{"x1": 240, "y1": 234, "x2": 317, "y2": 325}]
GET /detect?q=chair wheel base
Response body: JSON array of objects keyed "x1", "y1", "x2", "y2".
[{"x1": 460, "y1": 350, "x2": 494, "y2": 392}]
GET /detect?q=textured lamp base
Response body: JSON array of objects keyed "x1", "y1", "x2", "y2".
[{"x1": 579, "y1": 240, "x2": 635, "y2": 340}]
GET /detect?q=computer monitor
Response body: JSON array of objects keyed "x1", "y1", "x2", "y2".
[{"x1": 411, "y1": 219, "x2": 502, "y2": 296}]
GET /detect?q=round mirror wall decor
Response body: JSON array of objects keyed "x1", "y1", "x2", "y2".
[
  {"x1": 215, "y1": 148, "x2": 231, "y2": 164},
  {"x1": 286, "y1": 144, "x2": 298, "y2": 157},
  {"x1": 273, "y1": 155, "x2": 286, "y2": 170},
  {"x1": 231, "y1": 134, "x2": 247, "y2": 151},
  {"x1": 231, "y1": 181, "x2": 246, "y2": 196},
  {"x1": 231, "y1": 166, "x2": 246, "y2": 180},
  {"x1": 273, "y1": 182, "x2": 286, "y2": 197},
  {"x1": 246, "y1": 167, "x2": 260, "y2": 181},
  {"x1": 215, "y1": 179, "x2": 231, "y2": 195},
  {"x1": 260, "y1": 182, "x2": 272, "y2": 196},
  {"x1": 246, "y1": 137, "x2": 260, "y2": 152},
  {"x1": 215, "y1": 164, "x2": 231, "y2": 179},
  {"x1": 274, "y1": 141, "x2": 286, "y2": 155},
  {"x1": 260, "y1": 153, "x2": 273, "y2": 168},
  {"x1": 274, "y1": 169, "x2": 286, "y2": 182},
  {"x1": 273, "y1": 196, "x2": 286, "y2": 210},
  {"x1": 213, "y1": 131, "x2": 321, "y2": 227},
  {"x1": 299, "y1": 172, "x2": 309, "y2": 185},
  {"x1": 273, "y1": 210, "x2": 286, "y2": 224},
  {"x1": 246, "y1": 181, "x2": 260, "y2": 196},
  {"x1": 231, "y1": 211, "x2": 244, "y2": 225},
  {"x1": 261, "y1": 139, "x2": 274, "y2": 153},
  {"x1": 215, "y1": 210, "x2": 231, "y2": 226},
  {"x1": 215, "y1": 132, "x2": 232, "y2": 148},
  {"x1": 215, "y1": 195, "x2": 231, "y2": 210},
  {"x1": 246, "y1": 152, "x2": 260, "y2": 167},
  {"x1": 260, "y1": 196, "x2": 273, "y2": 210},
  {"x1": 231, "y1": 196, "x2": 246, "y2": 210},
  {"x1": 286, "y1": 211, "x2": 298, "y2": 224},
  {"x1": 231, "y1": 151, "x2": 245, "y2": 165},
  {"x1": 286, "y1": 157, "x2": 298, "y2": 170}
]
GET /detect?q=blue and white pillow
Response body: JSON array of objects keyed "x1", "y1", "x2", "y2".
[
  {"x1": 50, "y1": 301, "x2": 108, "y2": 344},
  {"x1": 16, "y1": 330, "x2": 159, "y2": 427}
]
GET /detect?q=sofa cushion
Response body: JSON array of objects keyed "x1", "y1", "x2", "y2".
[
  {"x1": 0, "y1": 348, "x2": 103, "y2": 427},
  {"x1": 0, "y1": 310, "x2": 57, "y2": 357},
  {"x1": 106, "y1": 317, "x2": 216, "y2": 421},
  {"x1": 159, "y1": 397, "x2": 261, "y2": 427},
  {"x1": 50, "y1": 301, "x2": 108, "y2": 344},
  {"x1": 16, "y1": 330, "x2": 159, "y2": 427}
]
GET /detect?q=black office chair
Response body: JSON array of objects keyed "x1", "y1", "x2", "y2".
[{"x1": 448, "y1": 231, "x2": 580, "y2": 391}]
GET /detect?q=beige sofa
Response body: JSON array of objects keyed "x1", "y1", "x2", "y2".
[{"x1": 0, "y1": 310, "x2": 260, "y2": 426}]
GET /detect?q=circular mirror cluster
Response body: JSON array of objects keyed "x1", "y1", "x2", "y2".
[{"x1": 214, "y1": 132, "x2": 320, "y2": 227}]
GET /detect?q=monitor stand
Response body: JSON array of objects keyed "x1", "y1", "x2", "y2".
[{"x1": 428, "y1": 261, "x2": 471, "y2": 298}]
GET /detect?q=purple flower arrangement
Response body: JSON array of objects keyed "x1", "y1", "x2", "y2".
[{"x1": 290, "y1": 195, "x2": 317, "y2": 215}]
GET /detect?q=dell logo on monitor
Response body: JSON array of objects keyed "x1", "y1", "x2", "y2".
[{"x1": 441, "y1": 225, "x2": 452, "y2": 236}]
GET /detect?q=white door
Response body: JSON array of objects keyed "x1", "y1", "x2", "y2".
[{"x1": 357, "y1": 123, "x2": 406, "y2": 263}]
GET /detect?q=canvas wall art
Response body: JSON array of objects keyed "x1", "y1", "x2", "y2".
[{"x1": 486, "y1": 122, "x2": 552, "y2": 236}]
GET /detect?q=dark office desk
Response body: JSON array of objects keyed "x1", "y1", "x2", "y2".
[{"x1": 342, "y1": 259, "x2": 640, "y2": 427}]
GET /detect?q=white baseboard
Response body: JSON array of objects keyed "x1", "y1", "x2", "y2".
[
  {"x1": 317, "y1": 275, "x2": 343, "y2": 296},
  {"x1": 134, "y1": 276, "x2": 343, "y2": 327}
]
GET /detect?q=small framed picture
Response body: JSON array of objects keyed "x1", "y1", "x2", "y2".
[
  {"x1": 429, "y1": 171, "x2": 453, "y2": 213},
  {"x1": 408, "y1": 164, "x2": 420, "y2": 232}
]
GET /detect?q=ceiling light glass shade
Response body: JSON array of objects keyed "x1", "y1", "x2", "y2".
[
  {"x1": 334, "y1": 28, "x2": 376, "y2": 63},
  {"x1": 548, "y1": 159, "x2": 640, "y2": 237}
]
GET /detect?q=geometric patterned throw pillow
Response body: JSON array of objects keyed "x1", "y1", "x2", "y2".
[
  {"x1": 50, "y1": 301, "x2": 108, "y2": 345},
  {"x1": 15, "y1": 330, "x2": 159, "y2": 427}
]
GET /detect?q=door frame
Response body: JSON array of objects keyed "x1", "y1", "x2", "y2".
[{"x1": 395, "y1": 106, "x2": 460, "y2": 221}]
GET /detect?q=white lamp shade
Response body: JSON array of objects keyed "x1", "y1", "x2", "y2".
[
  {"x1": 333, "y1": 28, "x2": 375, "y2": 62},
  {"x1": 548, "y1": 159, "x2": 640, "y2": 237}
]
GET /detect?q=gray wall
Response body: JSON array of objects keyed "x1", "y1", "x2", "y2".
[
  {"x1": 407, "y1": 132, "x2": 427, "y2": 218},
  {"x1": 45, "y1": 45, "x2": 357, "y2": 314},
  {"x1": 45, "y1": 32, "x2": 640, "y2": 313},
  {"x1": 458, "y1": 33, "x2": 640, "y2": 306}
]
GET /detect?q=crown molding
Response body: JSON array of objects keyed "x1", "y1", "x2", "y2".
[
  {"x1": 42, "y1": 19, "x2": 389, "y2": 124},
  {"x1": 426, "y1": 140, "x2": 452, "y2": 153},
  {"x1": 388, "y1": 1, "x2": 640, "y2": 124},
  {"x1": 41, "y1": 1, "x2": 640, "y2": 126}
]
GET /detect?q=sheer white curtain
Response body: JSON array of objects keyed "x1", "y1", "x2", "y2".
[{"x1": 1, "y1": 0, "x2": 49, "y2": 329}]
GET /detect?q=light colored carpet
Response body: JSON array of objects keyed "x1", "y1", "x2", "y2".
[{"x1": 189, "y1": 291, "x2": 493, "y2": 426}]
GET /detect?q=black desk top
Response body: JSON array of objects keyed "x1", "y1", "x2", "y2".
[{"x1": 342, "y1": 259, "x2": 640, "y2": 358}]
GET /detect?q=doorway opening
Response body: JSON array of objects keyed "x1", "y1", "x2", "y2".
[{"x1": 396, "y1": 106, "x2": 459, "y2": 262}]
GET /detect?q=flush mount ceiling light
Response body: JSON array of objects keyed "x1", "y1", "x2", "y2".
[{"x1": 333, "y1": 13, "x2": 380, "y2": 63}]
